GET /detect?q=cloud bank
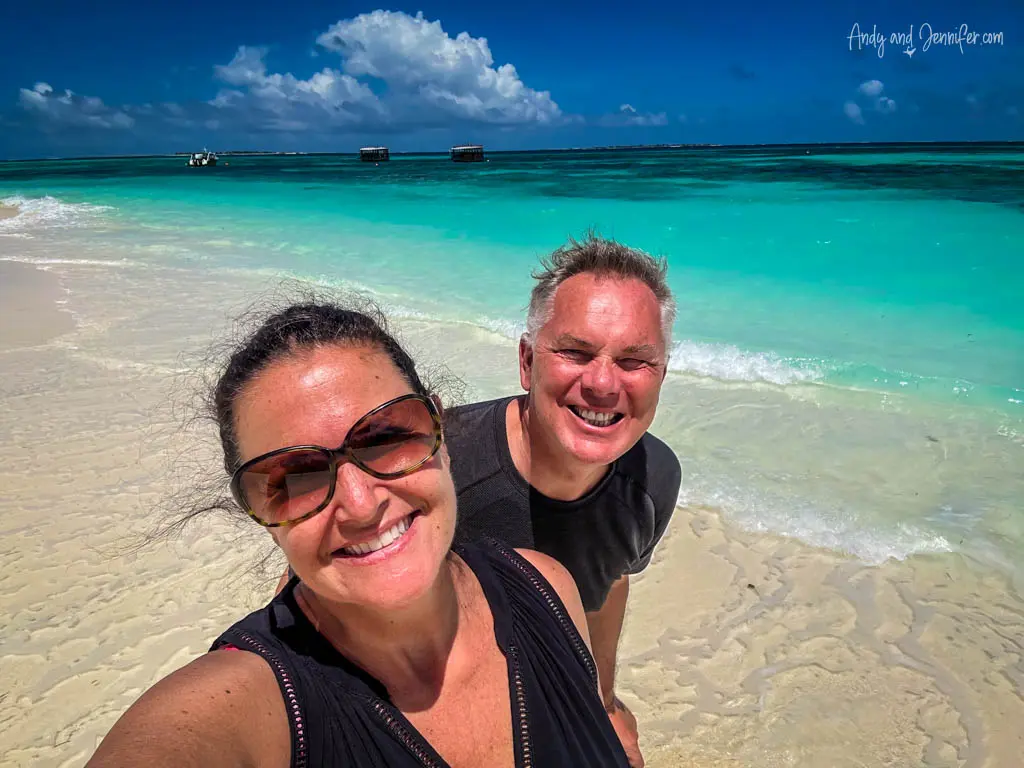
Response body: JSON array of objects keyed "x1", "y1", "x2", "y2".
[
  {"x1": 18, "y1": 82, "x2": 134, "y2": 129},
  {"x1": 16, "y1": 10, "x2": 563, "y2": 140},
  {"x1": 204, "y1": 10, "x2": 561, "y2": 133}
]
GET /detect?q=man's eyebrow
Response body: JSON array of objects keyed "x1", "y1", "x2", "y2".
[
  {"x1": 550, "y1": 336, "x2": 661, "y2": 358},
  {"x1": 621, "y1": 343, "x2": 660, "y2": 357},
  {"x1": 551, "y1": 334, "x2": 597, "y2": 350}
]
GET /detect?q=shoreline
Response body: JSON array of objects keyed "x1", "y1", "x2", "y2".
[
  {"x1": 0, "y1": 232, "x2": 1022, "y2": 766},
  {"x1": 0, "y1": 261, "x2": 76, "y2": 350},
  {"x1": 0, "y1": 203, "x2": 21, "y2": 221}
]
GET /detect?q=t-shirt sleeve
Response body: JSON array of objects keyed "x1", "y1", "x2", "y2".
[{"x1": 628, "y1": 438, "x2": 682, "y2": 574}]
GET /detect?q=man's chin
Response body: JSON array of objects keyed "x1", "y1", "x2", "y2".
[
  {"x1": 548, "y1": 410, "x2": 640, "y2": 465},
  {"x1": 561, "y1": 433, "x2": 635, "y2": 467}
]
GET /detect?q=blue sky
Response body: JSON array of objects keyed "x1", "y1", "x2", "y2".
[{"x1": 1, "y1": 0, "x2": 1022, "y2": 159}]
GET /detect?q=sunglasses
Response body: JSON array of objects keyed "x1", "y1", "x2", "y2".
[{"x1": 229, "y1": 393, "x2": 443, "y2": 528}]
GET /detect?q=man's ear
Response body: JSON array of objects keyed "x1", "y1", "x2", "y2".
[{"x1": 518, "y1": 335, "x2": 534, "y2": 392}]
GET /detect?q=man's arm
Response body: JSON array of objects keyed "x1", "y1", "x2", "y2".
[
  {"x1": 586, "y1": 574, "x2": 630, "y2": 708},
  {"x1": 587, "y1": 574, "x2": 643, "y2": 767}
]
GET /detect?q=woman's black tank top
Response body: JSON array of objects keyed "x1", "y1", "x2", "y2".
[{"x1": 210, "y1": 538, "x2": 630, "y2": 767}]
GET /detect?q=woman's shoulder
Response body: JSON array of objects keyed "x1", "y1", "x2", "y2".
[
  {"x1": 459, "y1": 539, "x2": 593, "y2": 655},
  {"x1": 512, "y1": 548, "x2": 590, "y2": 635},
  {"x1": 87, "y1": 647, "x2": 289, "y2": 767},
  {"x1": 512, "y1": 549, "x2": 582, "y2": 606}
]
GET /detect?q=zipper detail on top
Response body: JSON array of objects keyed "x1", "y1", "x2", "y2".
[
  {"x1": 367, "y1": 698, "x2": 443, "y2": 767},
  {"x1": 508, "y1": 641, "x2": 532, "y2": 768},
  {"x1": 365, "y1": 646, "x2": 532, "y2": 768},
  {"x1": 498, "y1": 547, "x2": 599, "y2": 686},
  {"x1": 234, "y1": 631, "x2": 309, "y2": 768}
]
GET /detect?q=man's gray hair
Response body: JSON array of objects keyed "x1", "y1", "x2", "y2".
[{"x1": 525, "y1": 233, "x2": 676, "y2": 351}]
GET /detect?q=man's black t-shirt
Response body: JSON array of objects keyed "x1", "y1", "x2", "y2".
[{"x1": 446, "y1": 396, "x2": 681, "y2": 612}]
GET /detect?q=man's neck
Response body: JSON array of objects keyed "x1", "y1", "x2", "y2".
[
  {"x1": 296, "y1": 556, "x2": 471, "y2": 709},
  {"x1": 505, "y1": 395, "x2": 610, "y2": 501}
]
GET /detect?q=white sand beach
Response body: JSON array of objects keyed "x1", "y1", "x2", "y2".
[{"x1": 0, "y1": 251, "x2": 1022, "y2": 768}]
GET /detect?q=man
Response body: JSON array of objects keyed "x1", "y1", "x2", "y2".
[{"x1": 446, "y1": 233, "x2": 682, "y2": 768}]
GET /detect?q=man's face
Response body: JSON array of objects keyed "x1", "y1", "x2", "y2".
[{"x1": 520, "y1": 273, "x2": 668, "y2": 468}]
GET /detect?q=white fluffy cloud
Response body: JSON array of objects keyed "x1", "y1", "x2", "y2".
[
  {"x1": 876, "y1": 96, "x2": 897, "y2": 114},
  {"x1": 18, "y1": 82, "x2": 134, "y2": 129},
  {"x1": 207, "y1": 11, "x2": 561, "y2": 131},
  {"x1": 316, "y1": 10, "x2": 560, "y2": 125},
  {"x1": 845, "y1": 80, "x2": 895, "y2": 124},
  {"x1": 843, "y1": 101, "x2": 865, "y2": 124},
  {"x1": 858, "y1": 79, "x2": 884, "y2": 97},
  {"x1": 598, "y1": 103, "x2": 668, "y2": 127},
  {"x1": 210, "y1": 45, "x2": 381, "y2": 130}
]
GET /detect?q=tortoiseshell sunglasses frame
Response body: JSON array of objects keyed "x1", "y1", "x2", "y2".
[{"x1": 229, "y1": 393, "x2": 443, "y2": 528}]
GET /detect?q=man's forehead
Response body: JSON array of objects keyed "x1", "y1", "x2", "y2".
[{"x1": 544, "y1": 275, "x2": 663, "y2": 335}]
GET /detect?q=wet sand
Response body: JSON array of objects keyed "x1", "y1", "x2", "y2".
[
  {"x1": 0, "y1": 204, "x2": 19, "y2": 221},
  {"x1": 0, "y1": 261, "x2": 77, "y2": 350},
  {"x1": 0, "y1": 254, "x2": 1021, "y2": 767}
]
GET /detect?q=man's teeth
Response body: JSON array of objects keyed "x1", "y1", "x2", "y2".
[
  {"x1": 341, "y1": 516, "x2": 411, "y2": 556},
  {"x1": 573, "y1": 407, "x2": 619, "y2": 427}
]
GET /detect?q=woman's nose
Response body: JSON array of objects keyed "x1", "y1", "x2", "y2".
[{"x1": 328, "y1": 461, "x2": 386, "y2": 524}]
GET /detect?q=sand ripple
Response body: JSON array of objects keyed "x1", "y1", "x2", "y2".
[{"x1": 1, "y1": 256, "x2": 1021, "y2": 767}]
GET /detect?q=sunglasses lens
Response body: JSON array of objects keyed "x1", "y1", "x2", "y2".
[
  {"x1": 349, "y1": 397, "x2": 439, "y2": 476},
  {"x1": 239, "y1": 449, "x2": 333, "y2": 524}
]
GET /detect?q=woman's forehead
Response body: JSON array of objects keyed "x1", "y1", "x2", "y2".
[{"x1": 235, "y1": 346, "x2": 411, "y2": 451}]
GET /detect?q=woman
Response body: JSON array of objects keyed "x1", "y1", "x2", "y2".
[{"x1": 88, "y1": 301, "x2": 630, "y2": 767}]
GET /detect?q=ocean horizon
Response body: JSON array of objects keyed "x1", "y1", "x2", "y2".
[{"x1": 6, "y1": 139, "x2": 1024, "y2": 163}]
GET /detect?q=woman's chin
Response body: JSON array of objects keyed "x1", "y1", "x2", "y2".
[{"x1": 313, "y1": 517, "x2": 453, "y2": 610}]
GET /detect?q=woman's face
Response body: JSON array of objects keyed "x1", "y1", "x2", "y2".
[{"x1": 233, "y1": 344, "x2": 456, "y2": 612}]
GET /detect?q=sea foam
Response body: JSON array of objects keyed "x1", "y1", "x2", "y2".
[
  {"x1": 0, "y1": 195, "x2": 114, "y2": 232},
  {"x1": 666, "y1": 339, "x2": 828, "y2": 385},
  {"x1": 676, "y1": 481, "x2": 953, "y2": 565}
]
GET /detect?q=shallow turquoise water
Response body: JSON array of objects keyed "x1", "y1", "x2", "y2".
[
  {"x1": 2, "y1": 147, "x2": 1021, "y2": 411},
  {"x1": 1, "y1": 145, "x2": 1022, "y2": 569}
]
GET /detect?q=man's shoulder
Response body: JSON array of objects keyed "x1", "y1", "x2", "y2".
[
  {"x1": 615, "y1": 431, "x2": 682, "y2": 505},
  {"x1": 444, "y1": 396, "x2": 512, "y2": 435},
  {"x1": 443, "y1": 396, "x2": 515, "y2": 493}
]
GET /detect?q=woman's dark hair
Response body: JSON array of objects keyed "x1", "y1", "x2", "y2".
[
  {"x1": 141, "y1": 288, "x2": 460, "y2": 563},
  {"x1": 213, "y1": 301, "x2": 429, "y2": 476}
]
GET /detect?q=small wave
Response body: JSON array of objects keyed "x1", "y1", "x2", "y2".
[
  {"x1": 667, "y1": 339, "x2": 828, "y2": 385},
  {"x1": 677, "y1": 482, "x2": 952, "y2": 564},
  {"x1": 0, "y1": 256, "x2": 139, "y2": 269},
  {"x1": 0, "y1": 195, "x2": 114, "y2": 232},
  {"x1": 475, "y1": 317, "x2": 527, "y2": 340}
]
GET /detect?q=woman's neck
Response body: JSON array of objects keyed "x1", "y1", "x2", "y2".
[{"x1": 295, "y1": 556, "x2": 470, "y2": 710}]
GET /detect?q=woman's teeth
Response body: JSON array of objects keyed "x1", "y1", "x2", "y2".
[
  {"x1": 570, "y1": 406, "x2": 621, "y2": 427},
  {"x1": 341, "y1": 516, "x2": 411, "y2": 556}
]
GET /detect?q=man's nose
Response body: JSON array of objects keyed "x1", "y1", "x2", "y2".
[{"x1": 581, "y1": 357, "x2": 620, "y2": 397}]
